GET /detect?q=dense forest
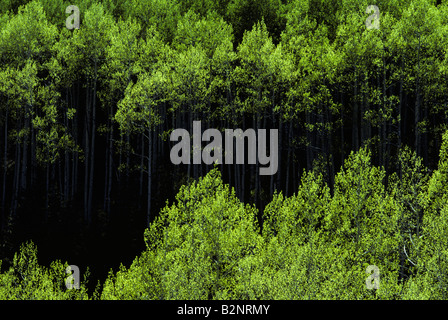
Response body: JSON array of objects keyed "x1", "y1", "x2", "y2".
[{"x1": 1, "y1": 0, "x2": 448, "y2": 299}]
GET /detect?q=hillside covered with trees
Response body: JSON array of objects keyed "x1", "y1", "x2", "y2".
[{"x1": 1, "y1": 0, "x2": 448, "y2": 299}]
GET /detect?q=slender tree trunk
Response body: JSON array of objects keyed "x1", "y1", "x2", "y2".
[
  {"x1": 376, "y1": 72, "x2": 382, "y2": 164},
  {"x1": 45, "y1": 163, "x2": 49, "y2": 221},
  {"x1": 326, "y1": 90, "x2": 334, "y2": 189},
  {"x1": 225, "y1": 117, "x2": 231, "y2": 188},
  {"x1": 30, "y1": 109, "x2": 36, "y2": 189},
  {"x1": 398, "y1": 57, "x2": 403, "y2": 151},
  {"x1": 361, "y1": 76, "x2": 366, "y2": 145},
  {"x1": 84, "y1": 79, "x2": 90, "y2": 224},
  {"x1": 51, "y1": 162, "x2": 56, "y2": 215},
  {"x1": 286, "y1": 121, "x2": 292, "y2": 197},
  {"x1": 340, "y1": 89, "x2": 345, "y2": 165},
  {"x1": 20, "y1": 116, "x2": 29, "y2": 193},
  {"x1": 275, "y1": 113, "x2": 282, "y2": 194},
  {"x1": 64, "y1": 100, "x2": 70, "y2": 206},
  {"x1": 253, "y1": 116, "x2": 258, "y2": 206},
  {"x1": 58, "y1": 158, "x2": 63, "y2": 205},
  {"x1": 187, "y1": 108, "x2": 191, "y2": 180},
  {"x1": 21, "y1": 84, "x2": 33, "y2": 194},
  {"x1": 106, "y1": 113, "x2": 113, "y2": 218},
  {"x1": 424, "y1": 99, "x2": 428, "y2": 167},
  {"x1": 306, "y1": 109, "x2": 312, "y2": 171},
  {"x1": 87, "y1": 62, "x2": 98, "y2": 225},
  {"x1": 118, "y1": 133, "x2": 123, "y2": 193},
  {"x1": 104, "y1": 114, "x2": 110, "y2": 213},
  {"x1": 366, "y1": 75, "x2": 372, "y2": 141},
  {"x1": 72, "y1": 146, "x2": 76, "y2": 202},
  {"x1": 415, "y1": 34, "x2": 421, "y2": 157},
  {"x1": 64, "y1": 151, "x2": 69, "y2": 205},
  {"x1": 147, "y1": 121, "x2": 152, "y2": 228},
  {"x1": 72, "y1": 85, "x2": 78, "y2": 200},
  {"x1": 139, "y1": 132, "x2": 144, "y2": 210},
  {"x1": 172, "y1": 111, "x2": 177, "y2": 195},
  {"x1": 257, "y1": 114, "x2": 265, "y2": 208},
  {"x1": 153, "y1": 125, "x2": 158, "y2": 181},
  {"x1": 293, "y1": 143, "x2": 297, "y2": 195},
  {"x1": 2, "y1": 106, "x2": 8, "y2": 230},
  {"x1": 11, "y1": 123, "x2": 21, "y2": 218},
  {"x1": 193, "y1": 111, "x2": 198, "y2": 181},
  {"x1": 242, "y1": 117, "x2": 246, "y2": 203},
  {"x1": 125, "y1": 133, "x2": 130, "y2": 183},
  {"x1": 382, "y1": 47, "x2": 388, "y2": 169},
  {"x1": 319, "y1": 81, "x2": 330, "y2": 185},
  {"x1": 352, "y1": 66, "x2": 359, "y2": 152}
]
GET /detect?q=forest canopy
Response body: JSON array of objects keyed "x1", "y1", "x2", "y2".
[{"x1": 1, "y1": 0, "x2": 448, "y2": 299}]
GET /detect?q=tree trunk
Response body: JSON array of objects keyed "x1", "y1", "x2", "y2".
[
  {"x1": 11, "y1": 124, "x2": 21, "y2": 218},
  {"x1": 147, "y1": 121, "x2": 152, "y2": 228},
  {"x1": 242, "y1": 117, "x2": 246, "y2": 203},
  {"x1": 104, "y1": 113, "x2": 110, "y2": 213},
  {"x1": 139, "y1": 132, "x2": 144, "y2": 210},
  {"x1": 352, "y1": 66, "x2": 359, "y2": 152},
  {"x1": 340, "y1": 89, "x2": 345, "y2": 165},
  {"x1": 361, "y1": 75, "x2": 366, "y2": 145},
  {"x1": 106, "y1": 113, "x2": 113, "y2": 218},
  {"x1": 45, "y1": 163, "x2": 49, "y2": 221},
  {"x1": 30, "y1": 108, "x2": 36, "y2": 189},
  {"x1": 20, "y1": 116, "x2": 29, "y2": 193},
  {"x1": 87, "y1": 61, "x2": 98, "y2": 225},
  {"x1": 275, "y1": 113, "x2": 282, "y2": 194},
  {"x1": 399, "y1": 59, "x2": 403, "y2": 150},
  {"x1": 84, "y1": 78, "x2": 90, "y2": 224},
  {"x1": 286, "y1": 121, "x2": 292, "y2": 197},
  {"x1": 58, "y1": 158, "x2": 63, "y2": 205},
  {"x1": 415, "y1": 34, "x2": 421, "y2": 157},
  {"x1": 253, "y1": 116, "x2": 258, "y2": 206},
  {"x1": 64, "y1": 98, "x2": 70, "y2": 206},
  {"x1": 2, "y1": 106, "x2": 8, "y2": 230},
  {"x1": 306, "y1": 109, "x2": 312, "y2": 171},
  {"x1": 382, "y1": 47, "x2": 388, "y2": 169},
  {"x1": 72, "y1": 85, "x2": 79, "y2": 200}
]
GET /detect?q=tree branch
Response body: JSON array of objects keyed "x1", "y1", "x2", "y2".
[{"x1": 403, "y1": 244, "x2": 417, "y2": 266}]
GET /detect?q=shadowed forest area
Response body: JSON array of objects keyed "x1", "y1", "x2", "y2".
[{"x1": 1, "y1": 0, "x2": 448, "y2": 299}]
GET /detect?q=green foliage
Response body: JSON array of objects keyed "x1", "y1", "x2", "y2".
[
  {"x1": 0, "y1": 0, "x2": 30, "y2": 14},
  {"x1": 0, "y1": 242, "x2": 90, "y2": 299},
  {"x1": 3, "y1": 0, "x2": 448, "y2": 301},
  {"x1": 0, "y1": 0, "x2": 58, "y2": 67},
  {"x1": 4, "y1": 132, "x2": 448, "y2": 299},
  {"x1": 233, "y1": 20, "x2": 279, "y2": 116},
  {"x1": 173, "y1": 10, "x2": 233, "y2": 58},
  {"x1": 99, "y1": 142, "x2": 446, "y2": 300},
  {"x1": 101, "y1": 168, "x2": 262, "y2": 299},
  {"x1": 263, "y1": 170, "x2": 330, "y2": 245},
  {"x1": 122, "y1": 0, "x2": 181, "y2": 43},
  {"x1": 226, "y1": 0, "x2": 284, "y2": 45}
]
